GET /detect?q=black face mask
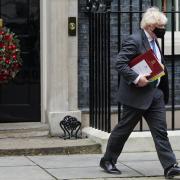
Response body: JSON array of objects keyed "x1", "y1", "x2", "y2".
[{"x1": 153, "y1": 27, "x2": 166, "y2": 38}]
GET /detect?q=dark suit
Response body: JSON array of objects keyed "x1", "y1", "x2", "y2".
[
  {"x1": 103, "y1": 29, "x2": 177, "y2": 170},
  {"x1": 117, "y1": 29, "x2": 169, "y2": 109}
]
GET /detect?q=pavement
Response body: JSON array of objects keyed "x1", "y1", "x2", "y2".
[{"x1": 1, "y1": 151, "x2": 180, "y2": 180}]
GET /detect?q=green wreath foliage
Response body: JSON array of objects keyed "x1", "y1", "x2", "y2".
[{"x1": 0, "y1": 26, "x2": 22, "y2": 82}]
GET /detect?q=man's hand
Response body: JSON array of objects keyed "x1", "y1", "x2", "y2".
[
  {"x1": 137, "y1": 76, "x2": 149, "y2": 87},
  {"x1": 160, "y1": 63, "x2": 164, "y2": 70}
]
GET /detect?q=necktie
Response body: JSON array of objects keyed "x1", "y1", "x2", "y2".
[
  {"x1": 150, "y1": 39, "x2": 158, "y2": 87},
  {"x1": 150, "y1": 39, "x2": 157, "y2": 55}
]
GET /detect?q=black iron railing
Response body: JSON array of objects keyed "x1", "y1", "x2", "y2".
[
  {"x1": 89, "y1": 11, "x2": 111, "y2": 132},
  {"x1": 86, "y1": 0, "x2": 180, "y2": 132}
]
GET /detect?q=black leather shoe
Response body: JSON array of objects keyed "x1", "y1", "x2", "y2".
[
  {"x1": 99, "y1": 157, "x2": 121, "y2": 174},
  {"x1": 165, "y1": 164, "x2": 180, "y2": 179}
]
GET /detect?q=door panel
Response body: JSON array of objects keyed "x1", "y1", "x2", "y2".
[{"x1": 0, "y1": 0, "x2": 40, "y2": 122}]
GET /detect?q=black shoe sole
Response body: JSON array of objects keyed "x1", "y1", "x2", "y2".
[
  {"x1": 100, "y1": 165, "x2": 121, "y2": 174},
  {"x1": 102, "y1": 169, "x2": 121, "y2": 174},
  {"x1": 99, "y1": 158, "x2": 121, "y2": 174},
  {"x1": 165, "y1": 173, "x2": 180, "y2": 179}
]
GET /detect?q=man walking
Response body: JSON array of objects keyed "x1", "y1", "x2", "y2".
[{"x1": 100, "y1": 7, "x2": 180, "y2": 179}]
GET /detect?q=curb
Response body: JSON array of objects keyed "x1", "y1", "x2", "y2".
[{"x1": 82, "y1": 127, "x2": 180, "y2": 153}]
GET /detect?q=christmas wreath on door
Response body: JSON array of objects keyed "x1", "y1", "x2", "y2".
[{"x1": 0, "y1": 19, "x2": 22, "y2": 83}]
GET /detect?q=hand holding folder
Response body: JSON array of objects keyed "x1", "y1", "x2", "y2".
[{"x1": 129, "y1": 49, "x2": 165, "y2": 82}]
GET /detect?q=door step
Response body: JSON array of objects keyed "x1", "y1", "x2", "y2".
[
  {"x1": 0, "y1": 137, "x2": 101, "y2": 156},
  {"x1": 0, "y1": 123, "x2": 102, "y2": 155},
  {"x1": 0, "y1": 122, "x2": 49, "y2": 138}
]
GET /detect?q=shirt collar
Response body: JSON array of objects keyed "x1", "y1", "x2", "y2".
[{"x1": 143, "y1": 29, "x2": 153, "y2": 42}]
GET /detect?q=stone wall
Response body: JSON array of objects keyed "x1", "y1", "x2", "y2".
[{"x1": 45, "y1": 0, "x2": 81, "y2": 136}]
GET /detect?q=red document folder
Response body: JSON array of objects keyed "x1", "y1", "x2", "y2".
[{"x1": 129, "y1": 49, "x2": 165, "y2": 81}]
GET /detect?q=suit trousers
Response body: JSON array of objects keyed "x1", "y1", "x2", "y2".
[{"x1": 103, "y1": 88, "x2": 177, "y2": 170}]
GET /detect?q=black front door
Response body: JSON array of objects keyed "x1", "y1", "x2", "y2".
[{"x1": 0, "y1": 0, "x2": 40, "y2": 122}]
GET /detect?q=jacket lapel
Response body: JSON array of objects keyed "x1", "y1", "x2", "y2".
[
  {"x1": 141, "y1": 29, "x2": 151, "y2": 51},
  {"x1": 155, "y1": 39, "x2": 165, "y2": 64}
]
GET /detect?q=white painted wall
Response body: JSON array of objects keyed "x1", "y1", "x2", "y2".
[{"x1": 40, "y1": 0, "x2": 81, "y2": 136}]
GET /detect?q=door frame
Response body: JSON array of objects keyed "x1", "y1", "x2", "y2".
[{"x1": 40, "y1": 0, "x2": 47, "y2": 123}]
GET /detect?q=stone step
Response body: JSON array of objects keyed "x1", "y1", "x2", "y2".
[
  {"x1": 0, "y1": 122, "x2": 49, "y2": 138},
  {"x1": 0, "y1": 137, "x2": 101, "y2": 156}
]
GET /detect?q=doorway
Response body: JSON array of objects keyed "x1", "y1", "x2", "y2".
[{"x1": 0, "y1": 0, "x2": 40, "y2": 122}]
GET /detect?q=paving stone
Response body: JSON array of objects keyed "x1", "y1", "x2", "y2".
[
  {"x1": 118, "y1": 152, "x2": 159, "y2": 162},
  {"x1": 118, "y1": 151, "x2": 180, "y2": 163},
  {"x1": 28, "y1": 154, "x2": 102, "y2": 168},
  {"x1": 46, "y1": 165, "x2": 141, "y2": 179},
  {"x1": 0, "y1": 152, "x2": 179, "y2": 179},
  {"x1": 105, "y1": 177, "x2": 165, "y2": 180},
  {"x1": 0, "y1": 166, "x2": 55, "y2": 180},
  {"x1": 122, "y1": 160, "x2": 163, "y2": 176},
  {"x1": 0, "y1": 156, "x2": 35, "y2": 167}
]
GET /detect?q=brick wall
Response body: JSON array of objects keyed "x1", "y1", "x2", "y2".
[{"x1": 78, "y1": 0, "x2": 89, "y2": 108}]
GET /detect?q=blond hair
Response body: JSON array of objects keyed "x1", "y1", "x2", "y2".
[{"x1": 140, "y1": 7, "x2": 168, "y2": 28}]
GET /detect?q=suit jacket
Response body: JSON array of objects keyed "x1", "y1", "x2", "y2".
[{"x1": 116, "y1": 29, "x2": 169, "y2": 110}]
